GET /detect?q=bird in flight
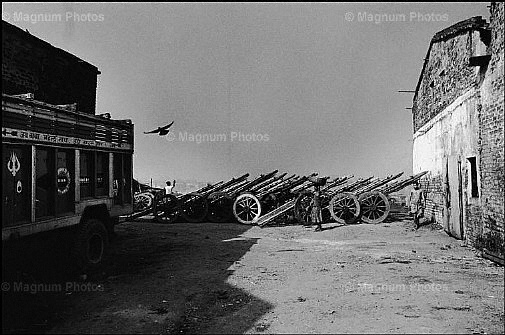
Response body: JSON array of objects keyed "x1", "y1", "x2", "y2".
[{"x1": 144, "y1": 121, "x2": 174, "y2": 136}]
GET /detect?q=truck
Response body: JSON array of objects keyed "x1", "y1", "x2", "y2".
[{"x1": 2, "y1": 93, "x2": 134, "y2": 270}]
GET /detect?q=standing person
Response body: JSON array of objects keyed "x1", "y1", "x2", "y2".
[
  {"x1": 409, "y1": 181, "x2": 425, "y2": 229},
  {"x1": 311, "y1": 186, "x2": 323, "y2": 232}
]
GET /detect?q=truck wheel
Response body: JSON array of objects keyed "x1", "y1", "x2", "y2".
[{"x1": 72, "y1": 219, "x2": 109, "y2": 271}]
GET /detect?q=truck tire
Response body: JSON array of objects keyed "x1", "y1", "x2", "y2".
[{"x1": 72, "y1": 219, "x2": 109, "y2": 271}]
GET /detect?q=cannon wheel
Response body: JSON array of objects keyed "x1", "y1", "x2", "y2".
[
  {"x1": 329, "y1": 192, "x2": 361, "y2": 224},
  {"x1": 233, "y1": 193, "x2": 262, "y2": 225},
  {"x1": 154, "y1": 194, "x2": 180, "y2": 224},
  {"x1": 180, "y1": 193, "x2": 208, "y2": 223},
  {"x1": 133, "y1": 192, "x2": 154, "y2": 212},
  {"x1": 294, "y1": 192, "x2": 313, "y2": 225},
  {"x1": 359, "y1": 191, "x2": 390, "y2": 224},
  {"x1": 207, "y1": 192, "x2": 234, "y2": 223}
]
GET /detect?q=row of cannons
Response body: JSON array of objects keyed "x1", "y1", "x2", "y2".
[{"x1": 131, "y1": 170, "x2": 427, "y2": 227}]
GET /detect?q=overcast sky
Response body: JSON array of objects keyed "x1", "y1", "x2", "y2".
[{"x1": 2, "y1": 2, "x2": 489, "y2": 185}]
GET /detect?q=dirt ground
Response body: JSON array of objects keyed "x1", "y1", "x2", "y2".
[{"x1": 2, "y1": 216, "x2": 504, "y2": 334}]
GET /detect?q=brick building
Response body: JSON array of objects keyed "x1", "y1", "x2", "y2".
[
  {"x1": 412, "y1": 2, "x2": 504, "y2": 250},
  {"x1": 2, "y1": 20, "x2": 100, "y2": 114}
]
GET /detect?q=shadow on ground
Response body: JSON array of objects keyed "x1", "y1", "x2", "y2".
[{"x1": 2, "y1": 222, "x2": 273, "y2": 334}]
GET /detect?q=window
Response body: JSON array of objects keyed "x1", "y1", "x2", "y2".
[
  {"x1": 36, "y1": 147, "x2": 74, "y2": 217},
  {"x1": 36, "y1": 147, "x2": 55, "y2": 218},
  {"x1": 123, "y1": 154, "x2": 132, "y2": 204},
  {"x1": 113, "y1": 153, "x2": 123, "y2": 205},
  {"x1": 56, "y1": 149, "x2": 74, "y2": 214},
  {"x1": 467, "y1": 157, "x2": 479, "y2": 198},
  {"x1": 96, "y1": 152, "x2": 109, "y2": 196},
  {"x1": 113, "y1": 153, "x2": 132, "y2": 205},
  {"x1": 80, "y1": 150, "x2": 94, "y2": 198}
]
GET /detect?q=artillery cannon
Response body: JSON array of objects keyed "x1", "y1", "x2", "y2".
[
  {"x1": 153, "y1": 173, "x2": 249, "y2": 223},
  {"x1": 293, "y1": 175, "x2": 356, "y2": 225},
  {"x1": 132, "y1": 179, "x2": 163, "y2": 212},
  {"x1": 233, "y1": 173, "x2": 318, "y2": 225},
  {"x1": 326, "y1": 173, "x2": 404, "y2": 224},
  {"x1": 205, "y1": 170, "x2": 279, "y2": 223},
  {"x1": 356, "y1": 171, "x2": 428, "y2": 224}
]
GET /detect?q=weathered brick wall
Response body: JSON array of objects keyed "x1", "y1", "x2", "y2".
[
  {"x1": 2, "y1": 21, "x2": 99, "y2": 114},
  {"x1": 419, "y1": 174, "x2": 444, "y2": 225},
  {"x1": 412, "y1": 17, "x2": 488, "y2": 133},
  {"x1": 413, "y1": 8, "x2": 504, "y2": 247},
  {"x1": 413, "y1": 33, "x2": 478, "y2": 133},
  {"x1": 479, "y1": 2, "x2": 504, "y2": 237}
]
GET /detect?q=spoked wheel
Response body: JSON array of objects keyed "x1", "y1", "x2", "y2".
[
  {"x1": 206, "y1": 192, "x2": 234, "y2": 223},
  {"x1": 359, "y1": 191, "x2": 390, "y2": 224},
  {"x1": 233, "y1": 193, "x2": 262, "y2": 225},
  {"x1": 154, "y1": 194, "x2": 181, "y2": 224},
  {"x1": 329, "y1": 192, "x2": 361, "y2": 224},
  {"x1": 133, "y1": 192, "x2": 154, "y2": 212},
  {"x1": 294, "y1": 192, "x2": 313, "y2": 225},
  {"x1": 180, "y1": 193, "x2": 208, "y2": 223}
]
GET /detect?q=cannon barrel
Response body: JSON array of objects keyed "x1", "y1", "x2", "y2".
[
  {"x1": 342, "y1": 176, "x2": 374, "y2": 193},
  {"x1": 264, "y1": 174, "x2": 298, "y2": 192},
  {"x1": 256, "y1": 178, "x2": 292, "y2": 197},
  {"x1": 221, "y1": 179, "x2": 250, "y2": 194},
  {"x1": 187, "y1": 173, "x2": 249, "y2": 199},
  {"x1": 194, "y1": 181, "x2": 223, "y2": 194},
  {"x1": 257, "y1": 175, "x2": 301, "y2": 198},
  {"x1": 322, "y1": 176, "x2": 353, "y2": 197},
  {"x1": 359, "y1": 172, "x2": 404, "y2": 193},
  {"x1": 229, "y1": 170, "x2": 279, "y2": 196},
  {"x1": 206, "y1": 172, "x2": 276, "y2": 207},
  {"x1": 381, "y1": 171, "x2": 428, "y2": 194},
  {"x1": 323, "y1": 176, "x2": 352, "y2": 191},
  {"x1": 214, "y1": 173, "x2": 250, "y2": 192},
  {"x1": 278, "y1": 172, "x2": 318, "y2": 194},
  {"x1": 354, "y1": 172, "x2": 402, "y2": 194},
  {"x1": 249, "y1": 172, "x2": 287, "y2": 193}
]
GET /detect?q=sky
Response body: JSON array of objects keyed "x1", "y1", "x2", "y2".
[{"x1": 2, "y1": 2, "x2": 490, "y2": 186}]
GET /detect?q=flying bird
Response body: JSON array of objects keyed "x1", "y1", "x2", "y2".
[{"x1": 144, "y1": 121, "x2": 174, "y2": 136}]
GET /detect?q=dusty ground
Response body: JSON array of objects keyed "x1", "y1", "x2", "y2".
[{"x1": 2, "y1": 216, "x2": 504, "y2": 334}]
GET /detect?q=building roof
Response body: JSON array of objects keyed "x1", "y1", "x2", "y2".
[
  {"x1": 2, "y1": 20, "x2": 101, "y2": 74},
  {"x1": 412, "y1": 16, "x2": 488, "y2": 102}
]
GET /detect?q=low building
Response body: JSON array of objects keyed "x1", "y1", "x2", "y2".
[{"x1": 411, "y1": 2, "x2": 503, "y2": 249}]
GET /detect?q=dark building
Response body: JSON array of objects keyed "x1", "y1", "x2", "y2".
[
  {"x1": 411, "y1": 3, "x2": 503, "y2": 251},
  {"x1": 2, "y1": 20, "x2": 100, "y2": 114}
]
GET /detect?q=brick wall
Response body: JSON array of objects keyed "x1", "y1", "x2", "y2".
[
  {"x1": 412, "y1": 17, "x2": 488, "y2": 133},
  {"x1": 419, "y1": 174, "x2": 444, "y2": 225},
  {"x1": 479, "y1": 2, "x2": 504, "y2": 237},
  {"x1": 413, "y1": 34, "x2": 478, "y2": 133},
  {"x1": 412, "y1": 5, "x2": 504, "y2": 247},
  {"x1": 1, "y1": 21, "x2": 99, "y2": 114}
]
